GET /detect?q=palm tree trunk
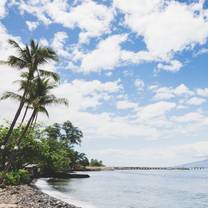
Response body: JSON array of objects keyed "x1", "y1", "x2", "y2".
[
  {"x1": 6, "y1": 110, "x2": 36, "y2": 171},
  {"x1": 20, "y1": 104, "x2": 30, "y2": 127},
  {"x1": 32, "y1": 113, "x2": 38, "y2": 128},
  {"x1": 17, "y1": 109, "x2": 36, "y2": 146},
  {"x1": 3, "y1": 89, "x2": 28, "y2": 146}
]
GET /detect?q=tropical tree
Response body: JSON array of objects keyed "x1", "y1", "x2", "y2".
[
  {"x1": 1, "y1": 39, "x2": 59, "y2": 146},
  {"x1": 45, "y1": 120, "x2": 83, "y2": 147},
  {"x1": 17, "y1": 77, "x2": 68, "y2": 145},
  {"x1": 70, "y1": 151, "x2": 89, "y2": 169}
]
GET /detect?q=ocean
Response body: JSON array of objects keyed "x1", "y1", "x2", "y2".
[{"x1": 36, "y1": 170, "x2": 208, "y2": 208}]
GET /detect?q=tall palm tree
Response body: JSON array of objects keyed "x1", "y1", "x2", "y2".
[
  {"x1": 1, "y1": 39, "x2": 59, "y2": 146},
  {"x1": 17, "y1": 77, "x2": 68, "y2": 145}
]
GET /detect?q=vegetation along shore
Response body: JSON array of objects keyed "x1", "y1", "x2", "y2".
[{"x1": 0, "y1": 40, "x2": 104, "y2": 207}]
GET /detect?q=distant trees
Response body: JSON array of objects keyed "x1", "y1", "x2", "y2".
[
  {"x1": 44, "y1": 121, "x2": 83, "y2": 147},
  {"x1": 89, "y1": 159, "x2": 104, "y2": 167}
]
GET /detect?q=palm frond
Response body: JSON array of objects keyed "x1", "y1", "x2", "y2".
[
  {"x1": 47, "y1": 97, "x2": 69, "y2": 106},
  {"x1": 8, "y1": 39, "x2": 23, "y2": 54},
  {"x1": 39, "y1": 69, "x2": 60, "y2": 82},
  {"x1": 7, "y1": 56, "x2": 27, "y2": 69},
  {"x1": 38, "y1": 106, "x2": 49, "y2": 117},
  {"x1": 0, "y1": 91, "x2": 22, "y2": 101}
]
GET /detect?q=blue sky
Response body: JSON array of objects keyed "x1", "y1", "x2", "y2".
[{"x1": 1, "y1": 0, "x2": 208, "y2": 166}]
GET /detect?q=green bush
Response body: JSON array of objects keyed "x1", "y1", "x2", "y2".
[
  {"x1": 18, "y1": 169, "x2": 31, "y2": 183},
  {"x1": 90, "y1": 159, "x2": 104, "y2": 167},
  {"x1": 1, "y1": 169, "x2": 30, "y2": 185}
]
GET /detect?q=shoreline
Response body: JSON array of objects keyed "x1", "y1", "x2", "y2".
[{"x1": 0, "y1": 183, "x2": 81, "y2": 208}]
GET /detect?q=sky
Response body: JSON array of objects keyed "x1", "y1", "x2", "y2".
[{"x1": 1, "y1": 0, "x2": 208, "y2": 166}]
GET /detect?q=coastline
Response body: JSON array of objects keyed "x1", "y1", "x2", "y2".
[{"x1": 0, "y1": 184, "x2": 81, "y2": 208}]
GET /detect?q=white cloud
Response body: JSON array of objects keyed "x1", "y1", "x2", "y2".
[
  {"x1": 0, "y1": 0, "x2": 7, "y2": 18},
  {"x1": 17, "y1": 0, "x2": 114, "y2": 43},
  {"x1": 51, "y1": 32, "x2": 69, "y2": 58},
  {"x1": 196, "y1": 88, "x2": 208, "y2": 97},
  {"x1": 39, "y1": 38, "x2": 49, "y2": 47},
  {"x1": 157, "y1": 60, "x2": 183, "y2": 72},
  {"x1": 0, "y1": 23, "x2": 22, "y2": 60},
  {"x1": 80, "y1": 34, "x2": 127, "y2": 72},
  {"x1": 116, "y1": 100, "x2": 138, "y2": 110},
  {"x1": 174, "y1": 84, "x2": 193, "y2": 96},
  {"x1": 114, "y1": 0, "x2": 208, "y2": 71},
  {"x1": 52, "y1": 79, "x2": 122, "y2": 111},
  {"x1": 134, "y1": 79, "x2": 144, "y2": 91},
  {"x1": 26, "y1": 21, "x2": 39, "y2": 31},
  {"x1": 194, "y1": 47, "x2": 208, "y2": 56},
  {"x1": 121, "y1": 50, "x2": 158, "y2": 64},
  {"x1": 153, "y1": 87, "x2": 175, "y2": 100},
  {"x1": 186, "y1": 97, "x2": 206, "y2": 106},
  {"x1": 152, "y1": 84, "x2": 194, "y2": 100},
  {"x1": 137, "y1": 101, "x2": 176, "y2": 121},
  {"x1": 16, "y1": 0, "x2": 208, "y2": 73},
  {"x1": 171, "y1": 112, "x2": 206, "y2": 123},
  {"x1": 0, "y1": 65, "x2": 21, "y2": 122}
]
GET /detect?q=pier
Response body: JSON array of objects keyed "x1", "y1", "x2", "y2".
[{"x1": 113, "y1": 167, "x2": 207, "y2": 170}]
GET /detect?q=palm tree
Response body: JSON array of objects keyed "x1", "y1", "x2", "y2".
[
  {"x1": 17, "y1": 77, "x2": 68, "y2": 145},
  {"x1": 1, "y1": 39, "x2": 59, "y2": 146}
]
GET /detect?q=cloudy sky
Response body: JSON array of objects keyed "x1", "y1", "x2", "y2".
[{"x1": 1, "y1": 0, "x2": 208, "y2": 166}]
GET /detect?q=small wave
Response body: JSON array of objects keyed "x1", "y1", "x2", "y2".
[{"x1": 35, "y1": 179, "x2": 96, "y2": 208}]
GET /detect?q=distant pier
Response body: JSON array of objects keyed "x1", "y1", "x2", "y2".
[
  {"x1": 113, "y1": 167, "x2": 207, "y2": 170},
  {"x1": 82, "y1": 166, "x2": 208, "y2": 171}
]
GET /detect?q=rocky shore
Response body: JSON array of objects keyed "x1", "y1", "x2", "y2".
[{"x1": 0, "y1": 185, "x2": 80, "y2": 208}]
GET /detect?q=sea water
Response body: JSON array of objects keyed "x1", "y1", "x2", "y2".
[{"x1": 36, "y1": 170, "x2": 208, "y2": 208}]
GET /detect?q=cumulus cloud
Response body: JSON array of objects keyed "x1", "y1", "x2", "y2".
[
  {"x1": 0, "y1": 0, "x2": 7, "y2": 18},
  {"x1": 80, "y1": 34, "x2": 127, "y2": 72},
  {"x1": 116, "y1": 100, "x2": 138, "y2": 110},
  {"x1": 52, "y1": 79, "x2": 122, "y2": 111},
  {"x1": 152, "y1": 84, "x2": 194, "y2": 100},
  {"x1": 157, "y1": 60, "x2": 183, "y2": 72},
  {"x1": 134, "y1": 79, "x2": 145, "y2": 91},
  {"x1": 114, "y1": 0, "x2": 208, "y2": 71},
  {"x1": 26, "y1": 21, "x2": 39, "y2": 31},
  {"x1": 16, "y1": 0, "x2": 114, "y2": 43},
  {"x1": 51, "y1": 32, "x2": 69, "y2": 58},
  {"x1": 14, "y1": 0, "x2": 208, "y2": 73},
  {"x1": 186, "y1": 97, "x2": 206, "y2": 106},
  {"x1": 196, "y1": 88, "x2": 208, "y2": 97},
  {"x1": 137, "y1": 101, "x2": 176, "y2": 121}
]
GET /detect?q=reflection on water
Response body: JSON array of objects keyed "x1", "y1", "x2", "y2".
[{"x1": 36, "y1": 170, "x2": 208, "y2": 208}]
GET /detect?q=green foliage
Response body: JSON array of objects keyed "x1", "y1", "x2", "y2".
[
  {"x1": 0, "y1": 169, "x2": 30, "y2": 185},
  {"x1": 0, "y1": 39, "x2": 103, "y2": 183},
  {"x1": 45, "y1": 121, "x2": 83, "y2": 146},
  {"x1": 38, "y1": 138, "x2": 72, "y2": 174},
  {"x1": 90, "y1": 159, "x2": 104, "y2": 167},
  {"x1": 70, "y1": 151, "x2": 89, "y2": 169},
  {"x1": 0, "y1": 121, "x2": 90, "y2": 175}
]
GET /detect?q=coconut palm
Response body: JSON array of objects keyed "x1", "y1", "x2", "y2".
[
  {"x1": 17, "y1": 77, "x2": 68, "y2": 145},
  {"x1": 1, "y1": 39, "x2": 59, "y2": 146}
]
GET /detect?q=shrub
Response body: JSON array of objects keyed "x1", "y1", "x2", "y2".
[
  {"x1": 0, "y1": 169, "x2": 30, "y2": 185},
  {"x1": 90, "y1": 159, "x2": 104, "y2": 167},
  {"x1": 18, "y1": 169, "x2": 31, "y2": 183}
]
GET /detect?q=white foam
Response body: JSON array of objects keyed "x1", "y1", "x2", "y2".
[{"x1": 35, "y1": 179, "x2": 96, "y2": 208}]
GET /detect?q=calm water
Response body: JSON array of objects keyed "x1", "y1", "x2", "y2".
[{"x1": 36, "y1": 170, "x2": 208, "y2": 208}]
